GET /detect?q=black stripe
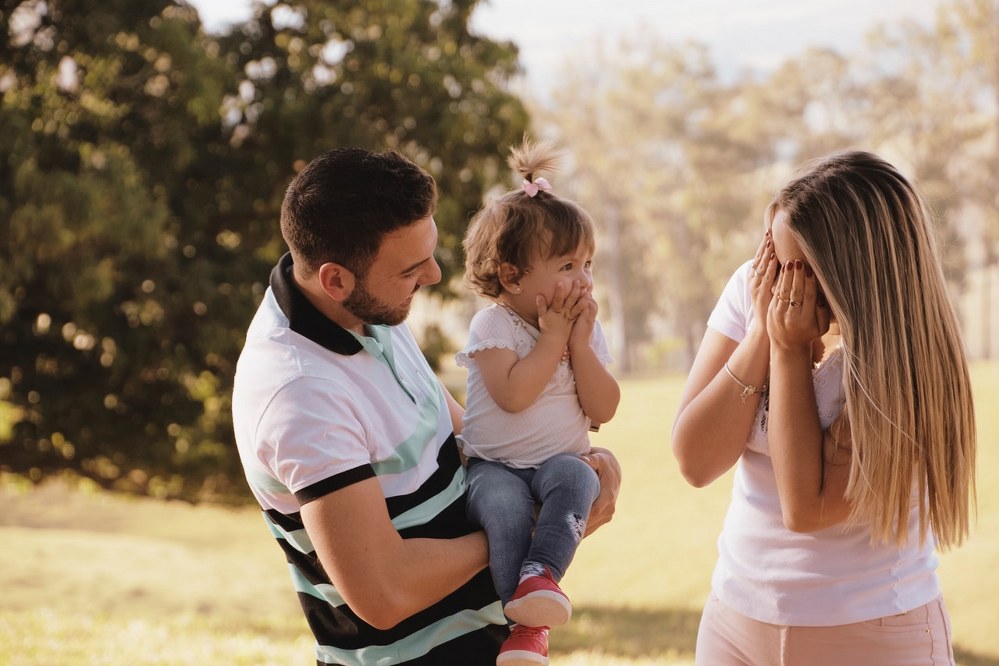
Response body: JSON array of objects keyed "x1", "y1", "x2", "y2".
[
  {"x1": 314, "y1": 626, "x2": 504, "y2": 666},
  {"x1": 280, "y1": 541, "x2": 327, "y2": 587},
  {"x1": 397, "y1": 492, "x2": 478, "y2": 540},
  {"x1": 295, "y1": 464, "x2": 376, "y2": 505},
  {"x1": 299, "y1": 592, "x2": 376, "y2": 651},
  {"x1": 384, "y1": 433, "x2": 463, "y2": 517},
  {"x1": 264, "y1": 508, "x2": 303, "y2": 532},
  {"x1": 300, "y1": 568, "x2": 501, "y2": 649}
]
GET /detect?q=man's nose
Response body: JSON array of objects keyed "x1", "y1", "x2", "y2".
[{"x1": 422, "y1": 258, "x2": 442, "y2": 286}]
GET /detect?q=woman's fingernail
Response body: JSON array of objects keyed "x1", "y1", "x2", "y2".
[
  {"x1": 795, "y1": 260, "x2": 802, "y2": 270},
  {"x1": 805, "y1": 265, "x2": 813, "y2": 277},
  {"x1": 786, "y1": 260, "x2": 794, "y2": 271}
]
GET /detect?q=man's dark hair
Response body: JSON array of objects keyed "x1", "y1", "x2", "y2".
[{"x1": 280, "y1": 148, "x2": 438, "y2": 276}]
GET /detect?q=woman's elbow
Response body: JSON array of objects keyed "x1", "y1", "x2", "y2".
[
  {"x1": 676, "y1": 461, "x2": 716, "y2": 488},
  {"x1": 672, "y1": 446, "x2": 717, "y2": 488}
]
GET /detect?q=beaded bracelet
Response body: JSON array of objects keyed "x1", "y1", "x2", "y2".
[{"x1": 724, "y1": 361, "x2": 768, "y2": 403}]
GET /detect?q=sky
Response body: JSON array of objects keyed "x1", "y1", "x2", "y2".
[{"x1": 189, "y1": 0, "x2": 945, "y2": 95}]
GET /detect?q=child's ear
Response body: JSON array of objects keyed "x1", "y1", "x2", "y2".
[{"x1": 498, "y1": 263, "x2": 522, "y2": 294}]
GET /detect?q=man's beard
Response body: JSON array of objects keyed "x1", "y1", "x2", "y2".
[{"x1": 343, "y1": 278, "x2": 413, "y2": 327}]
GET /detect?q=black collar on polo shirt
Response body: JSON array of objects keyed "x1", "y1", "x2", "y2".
[{"x1": 269, "y1": 252, "x2": 363, "y2": 356}]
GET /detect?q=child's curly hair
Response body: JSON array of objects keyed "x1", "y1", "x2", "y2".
[{"x1": 462, "y1": 138, "x2": 595, "y2": 299}]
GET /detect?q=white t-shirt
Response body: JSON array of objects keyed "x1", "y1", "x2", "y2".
[
  {"x1": 706, "y1": 260, "x2": 941, "y2": 626},
  {"x1": 456, "y1": 304, "x2": 612, "y2": 468},
  {"x1": 230, "y1": 254, "x2": 505, "y2": 663}
]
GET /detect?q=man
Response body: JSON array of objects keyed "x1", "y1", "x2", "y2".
[{"x1": 232, "y1": 148, "x2": 620, "y2": 665}]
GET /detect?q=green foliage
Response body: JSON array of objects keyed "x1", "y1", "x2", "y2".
[{"x1": 0, "y1": 0, "x2": 528, "y2": 501}]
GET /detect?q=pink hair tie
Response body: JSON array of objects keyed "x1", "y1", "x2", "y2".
[{"x1": 521, "y1": 177, "x2": 552, "y2": 197}]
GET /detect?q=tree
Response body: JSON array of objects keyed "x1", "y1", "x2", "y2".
[
  {"x1": 0, "y1": 0, "x2": 528, "y2": 501},
  {"x1": 214, "y1": 0, "x2": 528, "y2": 289},
  {"x1": 934, "y1": 0, "x2": 999, "y2": 358},
  {"x1": 0, "y1": 0, "x2": 240, "y2": 499},
  {"x1": 541, "y1": 35, "x2": 775, "y2": 368}
]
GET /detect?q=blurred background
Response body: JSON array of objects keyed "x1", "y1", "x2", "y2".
[{"x1": 1, "y1": 1, "x2": 997, "y2": 664}]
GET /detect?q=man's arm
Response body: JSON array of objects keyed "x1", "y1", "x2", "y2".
[
  {"x1": 440, "y1": 378, "x2": 465, "y2": 435},
  {"x1": 301, "y1": 477, "x2": 488, "y2": 630},
  {"x1": 580, "y1": 446, "x2": 622, "y2": 536}
]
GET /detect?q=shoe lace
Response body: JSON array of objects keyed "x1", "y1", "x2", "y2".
[{"x1": 511, "y1": 624, "x2": 549, "y2": 639}]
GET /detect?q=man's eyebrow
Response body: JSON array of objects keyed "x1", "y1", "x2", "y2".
[{"x1": 399, "y1": 257, "x2": 431, "y2": 275}]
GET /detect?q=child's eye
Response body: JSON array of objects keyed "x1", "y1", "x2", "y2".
[{"x1": 561, "y1": 263, "x2": 573, "y2": 271}]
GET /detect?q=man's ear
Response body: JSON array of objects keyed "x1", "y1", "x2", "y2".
[
  {"x1": 317, "y1": 262, "x2": 356, "y2": 302},
  {"x1": 498, "y1": 263, "x2": 522, "y2": 294}
]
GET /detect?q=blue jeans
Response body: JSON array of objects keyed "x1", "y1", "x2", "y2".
[{"x1": 465, "y1": 453, "x2": 601, "y2": 608}]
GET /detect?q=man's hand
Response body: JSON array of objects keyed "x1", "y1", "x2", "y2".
[{"x1": 579, "y1": 446, "x2": 621, "y2": 536}]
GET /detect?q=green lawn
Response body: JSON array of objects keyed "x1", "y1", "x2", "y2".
[{"x1": 2, "y1": 363, "x2": 997, "y2": 665}]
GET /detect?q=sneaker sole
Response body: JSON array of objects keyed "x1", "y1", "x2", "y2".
[
  {"x1": 496, "y1": 649, "x2": 550, "y2": 666},
  {"x1": 504, "y1": 591, "x2": 572, "y2": 627}
]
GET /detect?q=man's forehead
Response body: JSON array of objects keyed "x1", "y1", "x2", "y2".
[{"x1": 371, "y1": 217, "x2": 437, "y2": 273}]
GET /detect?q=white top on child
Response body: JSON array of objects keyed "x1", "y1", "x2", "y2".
[{"x1": 456, "y1": 303, "x2": 612, "y2": 469}]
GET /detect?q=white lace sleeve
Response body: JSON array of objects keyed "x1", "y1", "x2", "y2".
[{"x1": 455, "y1": 305, "x2": 520, "y2": 368}]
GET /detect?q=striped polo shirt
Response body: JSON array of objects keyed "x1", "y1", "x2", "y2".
[{"x1": 232, "y1": 253, "x2": 505, "y2": 665}]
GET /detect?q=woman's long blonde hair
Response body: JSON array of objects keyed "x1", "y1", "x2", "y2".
[{"x1": 768, "y1": 150, "x2": 976, "y2": 549}]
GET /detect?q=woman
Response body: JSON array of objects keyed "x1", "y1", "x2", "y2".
[{"x1": 672, "y1": 150, "x2": 976, "y2": 665}]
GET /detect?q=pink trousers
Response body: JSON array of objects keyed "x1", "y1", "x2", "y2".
[{"x1": 694, "y1": 593, "x2": 955, "y2": 666}]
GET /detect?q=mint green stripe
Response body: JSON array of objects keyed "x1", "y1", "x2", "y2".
[
  {"x1": 247, "y1": 466, "x2": 290, "y2": 494},
  {"x1": 316, "y1": 602, "x2": 504, "y2": 665},
  {"x1": 391, "y1": 465, "x2": 466, "y2": 531},
  {"x1": 264, "y1": 513, "x2": 314, "y2": 553},
  {"x1": 369, "y1": 324, "x2": 395, "y2": 367},
  {"x1": 371, "y1": 388, "x2": 442, "y2": 476},
  {"x1": 289, "y1": 563, "x2": 346, "y2": 607}
]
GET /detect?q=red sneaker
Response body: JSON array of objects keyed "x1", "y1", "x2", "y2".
[
  {"x1": 503, "y1": 567, "x2": 572, "y2": 628},
  {"x1": 496, "y1": 624, "x2": 549, "y2": 666}
]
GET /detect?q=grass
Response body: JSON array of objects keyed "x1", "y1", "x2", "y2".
[{"x1": 2, "y1": 363, "x2": 998, "y2": 665}]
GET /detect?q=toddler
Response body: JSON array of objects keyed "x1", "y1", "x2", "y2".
[{"x1": 457, "y1": 138, "x2": 621, "y2": 666}]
